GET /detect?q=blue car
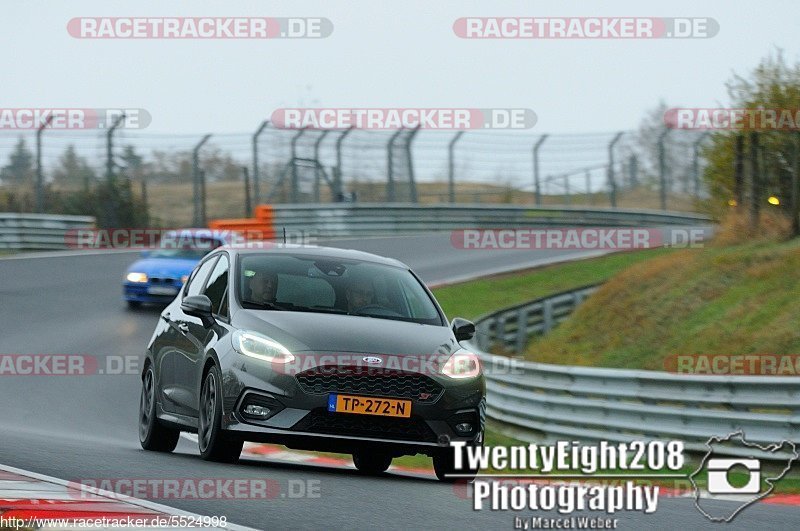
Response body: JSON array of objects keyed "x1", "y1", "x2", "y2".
[{"x1": 123, "y1": 230, "x2": 226, "y2": 308}]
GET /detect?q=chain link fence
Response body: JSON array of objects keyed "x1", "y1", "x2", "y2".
[{"x1": 0, "y1": 126, "x2": 711, "y2": 227}]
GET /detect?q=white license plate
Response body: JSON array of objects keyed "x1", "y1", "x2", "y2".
[{"x1": 147, "y1": 286, "x2": 178, "y2": 296}]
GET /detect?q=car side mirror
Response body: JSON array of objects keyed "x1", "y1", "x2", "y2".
[
  {"x1": 451, "y1": 318, "x2": 476, "y2": 341},
  {"x1": 181, "y1": 295, "x2": 215, "y2": 328}
]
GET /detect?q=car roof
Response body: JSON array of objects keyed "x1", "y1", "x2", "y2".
[{"x1": 213, "y1": 244, "x2": 410, "y2": 269}]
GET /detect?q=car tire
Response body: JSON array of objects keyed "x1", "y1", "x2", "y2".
[
  {"x1": 433, "y1": 435, "x2": 483, "y2": 482},
  {"x1": 139, "y1": 365, "x2": 180, "y2": 452},
  {"x1": 127, "y1": 300, "x2": 142, "y2": 309},
  {"x1": 352, "y1": 451, "x2": 392, "y2": 475},
  {"x1": 198, "y1": 365, "x2": 243, "y2": 463}
]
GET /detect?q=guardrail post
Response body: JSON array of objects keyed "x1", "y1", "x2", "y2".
[
  {"x1": 515, "y1": 307, "x2": 529, "y2": 353},
  {"x1": 542, "y1": 299, "x2": 554, "y2": 333}
]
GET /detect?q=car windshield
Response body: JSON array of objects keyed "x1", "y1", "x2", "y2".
[
  {"x1": 238, "y1": 253, "x2": 444, "y2": 326},
  {"x1": 147, "y1": 238, "x2": 223, "y2": 260}
]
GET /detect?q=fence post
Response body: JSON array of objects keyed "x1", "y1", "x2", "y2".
[
  {"x1": 607, "y1": 132, "x2": 623, "y2": 207},
  {"x1": 448, "y1": 131, "x2": 465, "y2": 203},
  {"x1": 35, "y1": 116, "x2": 54, "y2": 212},
  {"x1": 242, "y1": 166, "x2": 252, "y2": 216},
  {"x1": 334, "y1": 126, "x2": 355, "y2": 201},
  {"x1": 252, "y1": 121, "x2": 268, "y2": 205},
  {"x1": 407, "y1": 126, "x2": 420, "y2": 203},
  {"x1": 749, "y1": 132, "x2": 760, "y2": 229},
  {"x1": 387, "y1": 129, "x2": 404, "y2": 202},
  {"x1": 533, "y1": 135, "x2": 548, "y2": 206},
  {"x1": 313, "y1": 130, "x2": 330, "y2": 202},
  {"x1": 192, "y1": 134, "x2": 211, "y2": 226},
  {"x1": 692, "y1": 133, "x2": 710, "y2": 199},
  {"x1": 658, "y1": 129, "x2": 670, "y2": 210}
]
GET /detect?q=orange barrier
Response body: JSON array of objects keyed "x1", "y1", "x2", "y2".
[{"x1": 209, "y1": 205, "x2": 275, "y2": 240}]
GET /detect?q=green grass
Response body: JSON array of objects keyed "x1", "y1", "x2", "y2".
[
  {"x1": 523, "y1": 238, "x2": 800, "y2": 370},
  {"x1": 431, "y1": 248, "x2": 675, "y2": 321}
]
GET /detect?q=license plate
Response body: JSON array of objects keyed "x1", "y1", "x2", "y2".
[
  {"x1": 147, "y1": 286, "x2": 178, "y2": 296},
  {"x1": 327, "y1": 394, "x2": 411, "y2": 418}
]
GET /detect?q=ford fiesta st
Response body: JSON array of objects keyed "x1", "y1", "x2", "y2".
[{"x1": 138, "y1": 245, "x2": 485, "y2": 480}]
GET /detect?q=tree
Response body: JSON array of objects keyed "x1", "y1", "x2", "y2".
[
  {"x1": 52, "y1": 145, "x2": 96, "y2": 191},
  {"x1": 0, "y1": 138, "x2": 34, "y2": 186},
  {"x1": 703, "y1": 49, "x2": 800, "y2": 231}
]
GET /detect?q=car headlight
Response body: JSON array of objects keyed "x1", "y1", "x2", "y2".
[
  {"x1": 126, "y1": 272, "x2": 148, "y2": 283},
  {"x1": 441, "y1": 348, "x2": 481, "y2": 379},
  {"x1": 232, "y1": 330, "x2": 295, "y2": 364}
]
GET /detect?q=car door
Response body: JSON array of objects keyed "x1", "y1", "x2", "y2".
[
  {"x1": 181, "y1": 253, "x2": 232, "y2": 418},
  {"x1": 166, "y1": 255, "x2": 219, "y2": 417}
]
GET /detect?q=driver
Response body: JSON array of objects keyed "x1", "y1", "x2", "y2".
[
  {"x1": 247, "y1": 269, "x2": 278, "y2": 305},
  {"x1": 346, "y1": 277, "x2": 375, "y2": 313}
]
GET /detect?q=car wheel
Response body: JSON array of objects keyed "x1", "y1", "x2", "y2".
[
  {"x1": 139, "y1": 364, "x2": 180, "y2": 452},
  {"x1": 352, "y1": 451, "x2": 392, "y2": 474},
  {"x1": 433, "y1": 435, "x2": 483, "y2": 482},
  {"x1": 127, "y1": 300, "x2": 142, "y2": 309},
  {"x1": 198, "y1": 365, "x2": 243, "y2": 463}
]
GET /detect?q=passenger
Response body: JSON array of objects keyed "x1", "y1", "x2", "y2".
[
  {"x1": 346, "y1": 277, "x2": 375, "y2": 313},
  {"x1": 247, "y1": 269, "x2": 278, "y2": 305}
]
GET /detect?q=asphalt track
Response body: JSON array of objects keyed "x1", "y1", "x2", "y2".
[{"x1": 0, "y1": 233, "x2": 796, "y2": 530}]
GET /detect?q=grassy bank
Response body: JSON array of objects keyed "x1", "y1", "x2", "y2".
[
  {"x1": 523, "y1": 238, "x2": 800, "y2": 370},
  {"x1": 432, "y1": 248, "x2": 675, "y2": 321}
]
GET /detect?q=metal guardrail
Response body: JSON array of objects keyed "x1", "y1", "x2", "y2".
[
  {"x1": 270, "y1": 204, "x2": 710, "y2": 237},
  {"x1": 0, "y1": 213, "x2": 96, "y2": 250},
  {"x1": 466, "y1": 285, "x2": 800, "y2": 460},
  {"x1": 473, "y1": 285, "x2": 600, "y2": 354}
]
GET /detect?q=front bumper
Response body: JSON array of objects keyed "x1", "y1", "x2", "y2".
[
  {"x1": 124, "y1": 281, "x2": 182, "y2": 303},
  {"x1": 220, "y1": 354, "x2": 486, "y2": 455}
]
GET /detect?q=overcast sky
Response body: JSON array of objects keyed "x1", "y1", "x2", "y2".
[{"x1": 3, "y1": 0, "x2": 799, "y2": 135}]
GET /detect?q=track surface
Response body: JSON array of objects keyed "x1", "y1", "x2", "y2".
[{"x1": 0, "y1": 234, "x2": 796, "y2": 530}]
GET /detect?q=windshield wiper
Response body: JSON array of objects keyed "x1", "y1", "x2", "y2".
[
  {"x1": 243, "y1": 300, "x2": 346, "y2": 315},
  {"x1": 242, "y1": 300, "x2": 293, "y2": 311}
]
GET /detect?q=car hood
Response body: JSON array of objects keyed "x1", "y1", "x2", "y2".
[
  {"x1": 126, "y1": 257, "x2": 198, "y2": 277},
  {"x1": 233, "y1": 310, "x2": 458, "y2": 357}
]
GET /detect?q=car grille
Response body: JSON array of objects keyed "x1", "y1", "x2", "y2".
[
  {"x1": 149, "y1": 277, "x2": 177, "y2": 285},
  {"x1": 293, "y1": 408, "x2": 437, "y2": 442},
  {"x1": 295, "y1": 365, "x2": 444, "y2": 403}
]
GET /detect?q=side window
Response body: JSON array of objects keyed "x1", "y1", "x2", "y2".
[
  {"x1": 185, "y1": 257, "x2": 219, "y2": 298},
  {"x1": 203, "y1": 255, "x2": 229, "y2": 317}
]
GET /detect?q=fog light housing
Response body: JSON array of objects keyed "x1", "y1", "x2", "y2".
[
  {"x1": 455, "y1": 423, "x2": 473, "y2": 435},
  {"x1": 238, "y1": 392, "x2": 284, "y2": 422},
  {"x1": 243, "y1": 405, "x2": 271, "y2": 418}
]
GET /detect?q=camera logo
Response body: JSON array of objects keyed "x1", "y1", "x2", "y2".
[
  {"x1": 690, "y1": 431, "x2": 798, "y2": 522},
  {"x1": 706, "y1": 458, "x2": 760, "y2": 495}
]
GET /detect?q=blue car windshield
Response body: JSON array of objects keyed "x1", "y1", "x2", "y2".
[{"x1": 148, "y1": 238, "x2": 223, "y2": 260}]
